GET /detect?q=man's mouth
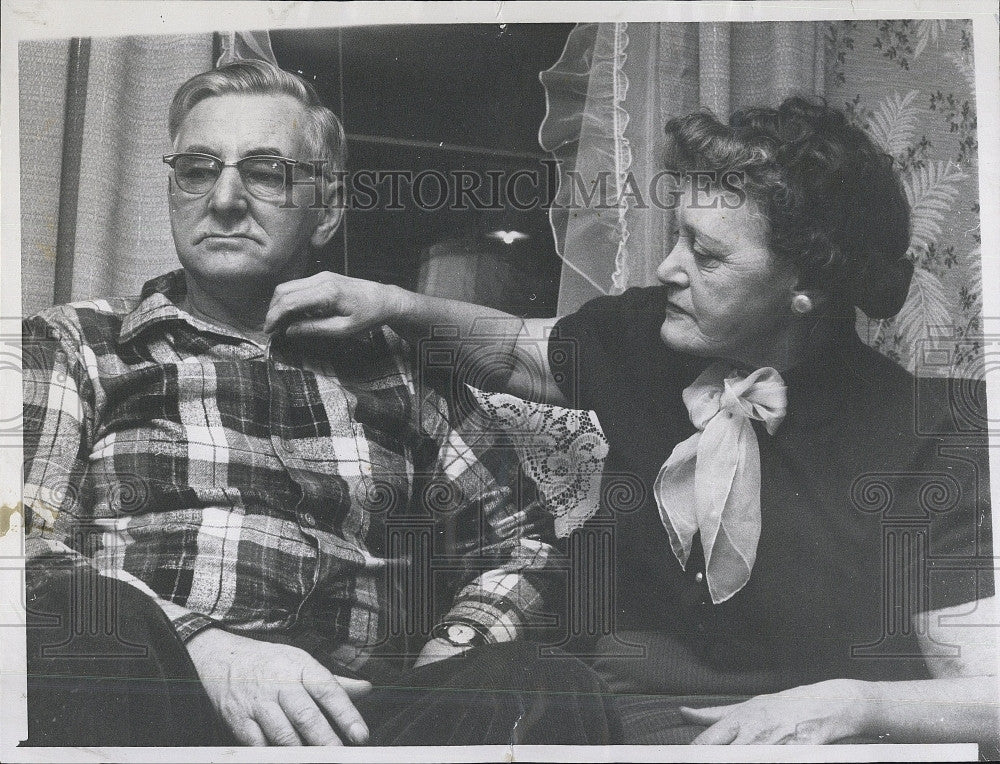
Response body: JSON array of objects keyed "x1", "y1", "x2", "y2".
[{"x1": 198, "y1": 233, "x2": 257, "y2": 244}]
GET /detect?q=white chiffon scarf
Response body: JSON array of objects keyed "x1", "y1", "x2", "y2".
[{"x1": 654, "y1": 363, "x2": 787, "y2": 604}]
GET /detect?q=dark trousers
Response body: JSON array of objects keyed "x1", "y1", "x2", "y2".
[{"x1": 22, "y1": 566, "x2": 621, "y2": 746}]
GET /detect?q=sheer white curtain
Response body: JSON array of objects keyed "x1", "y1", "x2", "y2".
[{"x1": 540, "y1": 22, "x2": 826, "y2": 314}]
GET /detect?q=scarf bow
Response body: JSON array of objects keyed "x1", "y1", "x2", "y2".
[{"x1": 654, "y1": 363, "x2": 787, "y2": 604}]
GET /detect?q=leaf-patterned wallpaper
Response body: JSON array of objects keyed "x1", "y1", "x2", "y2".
[{"x1": 825, "y1": 19, "x2": 981, "y2": 376}]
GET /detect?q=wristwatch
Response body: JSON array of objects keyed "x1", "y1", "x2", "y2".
[{"x1": 431, "y1": 621, "x2": 489, "y2": 648}]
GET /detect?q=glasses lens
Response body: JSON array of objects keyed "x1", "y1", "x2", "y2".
[
  {"x1": 241, "y1": 158, "x2": 290, "y2": 199},
  {"x1": 172, "y1": 155, "x2": 221, "y2": 194}
]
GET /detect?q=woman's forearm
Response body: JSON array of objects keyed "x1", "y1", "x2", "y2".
[
  {"x1": 265, "y1": 273, "x2": 566, "y2": 402},
  {"x1": 391, "y1": 288, "x2": 566, "y2": 403},
  {"x1": 390, "y1": 287, "x2": 521, "y2": 348},
  {"x1": 390, "y1": 288, "x2": 523, "y2": 392},
  {"x1": 858, "y1": 675, "x2": 999, "y2": 746}
]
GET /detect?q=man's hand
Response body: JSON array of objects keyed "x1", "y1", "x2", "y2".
[
  {"x1": 413, "y1": 637, "x2": 470, "y2": 668},
  {"x1": 264, "y1": 271, "x2": 411, "y2": 339},
  {"x1": 680, "y1": 679, "x2": 869, "y2": 744},
  {"x1": 186, "y1": 628, "x2": 373, "y2": 746}
]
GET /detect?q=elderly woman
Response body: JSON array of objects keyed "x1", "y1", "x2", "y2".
[{"x1": 265, "y1": 98, "x2": 996, "y2": 747}]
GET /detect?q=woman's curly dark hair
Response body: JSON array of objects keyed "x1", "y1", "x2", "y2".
[{"x1": 663, "y1": 96, "x2": 913, "y2": 319}]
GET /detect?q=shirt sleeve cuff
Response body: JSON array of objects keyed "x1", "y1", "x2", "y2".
[
  {"x1": 440, "y1": 599, "x2": 521, "y2": 644},
  {"x1": 170, "y1": 611, "x2": 220, "y2": 643},
  {"x1": 103, "y1": 568, "x2": 219, "y2": 644},
  {"x1": 443, "y1": 569, "x2": 549, "y2": 644}
]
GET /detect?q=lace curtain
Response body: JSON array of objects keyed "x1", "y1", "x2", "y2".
[{"x1": 538, "y1": 20, "x2": 984, "y2": 377}]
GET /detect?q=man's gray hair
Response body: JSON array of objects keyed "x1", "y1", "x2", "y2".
[{"x1": 169, "y1": 59, "x2": 347, "y2": 173}]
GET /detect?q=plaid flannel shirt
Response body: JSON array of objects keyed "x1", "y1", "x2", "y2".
[{"x1": 22, "y1": 270, "x2": 556, "y2": 672}]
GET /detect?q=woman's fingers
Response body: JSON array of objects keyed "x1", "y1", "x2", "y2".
[
  {"x1": 265, "y1": 279, "x2": 345, "y2": 333},
  {"x1": 284, "y1": 316, "x2": 358, "y2": 338},
  {"x1": 230, "y1": 717, "x2": 268, "y2": 746},
  {"x1": 265, "y1": 271, "x2": 402, "y2": 339},
  {"x1": 682, "y1": 703, "x2": 746, "y2": 745}
]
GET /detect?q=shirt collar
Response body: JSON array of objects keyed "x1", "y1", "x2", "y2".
[
  {"x1": 117, "y1": 270, "x2": 284, "y2": 353},
  {"x1": 117, "y1": 270, "x2": 191, "y2": 343},
  {"x1": 117, "y1": 268, "x2": 270, "y2": 349}
]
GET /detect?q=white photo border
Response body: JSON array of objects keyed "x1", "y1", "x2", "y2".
[{"x1": 2, "y1": 2, "x2": 997, "y2": 762}]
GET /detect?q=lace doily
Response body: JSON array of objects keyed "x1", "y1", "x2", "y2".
[{"x1": 467, "y1": 387, "x2": 609, "y2": 537}]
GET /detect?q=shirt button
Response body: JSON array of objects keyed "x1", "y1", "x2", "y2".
[{"x1": 694, "y1": 571, "x2": 704, "y2": 584}]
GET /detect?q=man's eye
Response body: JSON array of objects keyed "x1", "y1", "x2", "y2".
[
  {"x1": 245, "y1": 162, "x2": 286, "y2": 187},
  {"x1": 178, "y1": 166, "x2": 216, "y2": 183},
  {"x1": 292, "y1": 164, "x2": 316, "y2": 181}
]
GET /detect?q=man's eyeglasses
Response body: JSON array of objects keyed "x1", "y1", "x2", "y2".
[{"x1": 162, "y1": 152, "x2": 321, "y2": 202}]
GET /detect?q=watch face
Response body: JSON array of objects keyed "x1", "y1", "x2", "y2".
[{"x1": 446, "y1": 623, "x2": 477, "y2": 645}]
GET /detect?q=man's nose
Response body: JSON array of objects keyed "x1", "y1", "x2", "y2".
[
  {"x1": 207, "y1": 166, "x2": 250, "y2": 215},
  {"x1": 656, "y1": 239, "x2": 690, "y2": 288}
]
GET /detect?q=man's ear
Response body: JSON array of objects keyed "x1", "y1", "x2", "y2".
[{"x1": 310, "y1": 179, "x2": 344, "y2": 248}]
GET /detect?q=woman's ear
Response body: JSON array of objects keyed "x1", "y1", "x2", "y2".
[{"x1": 789, "y1": 285, "x2": 829, "y2": 315}]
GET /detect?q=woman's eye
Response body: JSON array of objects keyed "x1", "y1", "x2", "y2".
[{"x1": 693, "y1": 247, "x2": 720, "y2": 267}]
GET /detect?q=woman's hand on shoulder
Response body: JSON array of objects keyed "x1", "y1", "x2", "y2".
[
  {"x1": 265, "y1": 271, "x2": 412, "y2": 340},
  {"x1": 264, "y1": 273, "x2": 571, "y2": 405},
  {"x1": 680, "y1": 678, "x2": 871, "y2": 744}
]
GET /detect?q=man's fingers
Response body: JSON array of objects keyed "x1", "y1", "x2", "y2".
[
  {"x1": 254, "y1": 703, "x2": 305, "y2": 746},
  {"x1": 691, "y1": 721, "x2": 741, "y2": 745},
  {"x1": 679, "y1": 704, "x2": 730, "y2": 724},
  {"x1": 278, "y1": 687, "x2": 343, "y2": 746},
  {"x1": 230, "y1": 717, "x2": 268, "y2": 747},
  {"x1": 304, "y1": 673, "x2": 370, "y2": 745}
]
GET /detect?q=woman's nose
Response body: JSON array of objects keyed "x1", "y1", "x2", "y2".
[{"x1": 656, "y1": 239, "x2": 689, "y2": 287}]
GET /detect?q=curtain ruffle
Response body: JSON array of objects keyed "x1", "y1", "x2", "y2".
[
  {"x1": 540, "y1": 23, "x2": 635, "y2": 303},
  {"x1": 216, "y1": 30, "x2": 278, "y2": 67}
]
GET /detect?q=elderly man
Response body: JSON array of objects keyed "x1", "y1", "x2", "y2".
[{"x1": 21, "y1": 60, "x2": 618, "y2": 747}]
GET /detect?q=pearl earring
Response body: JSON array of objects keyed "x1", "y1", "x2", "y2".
[{"x1": 791, "y1": 293, "x2": 814, "y2": 314}]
